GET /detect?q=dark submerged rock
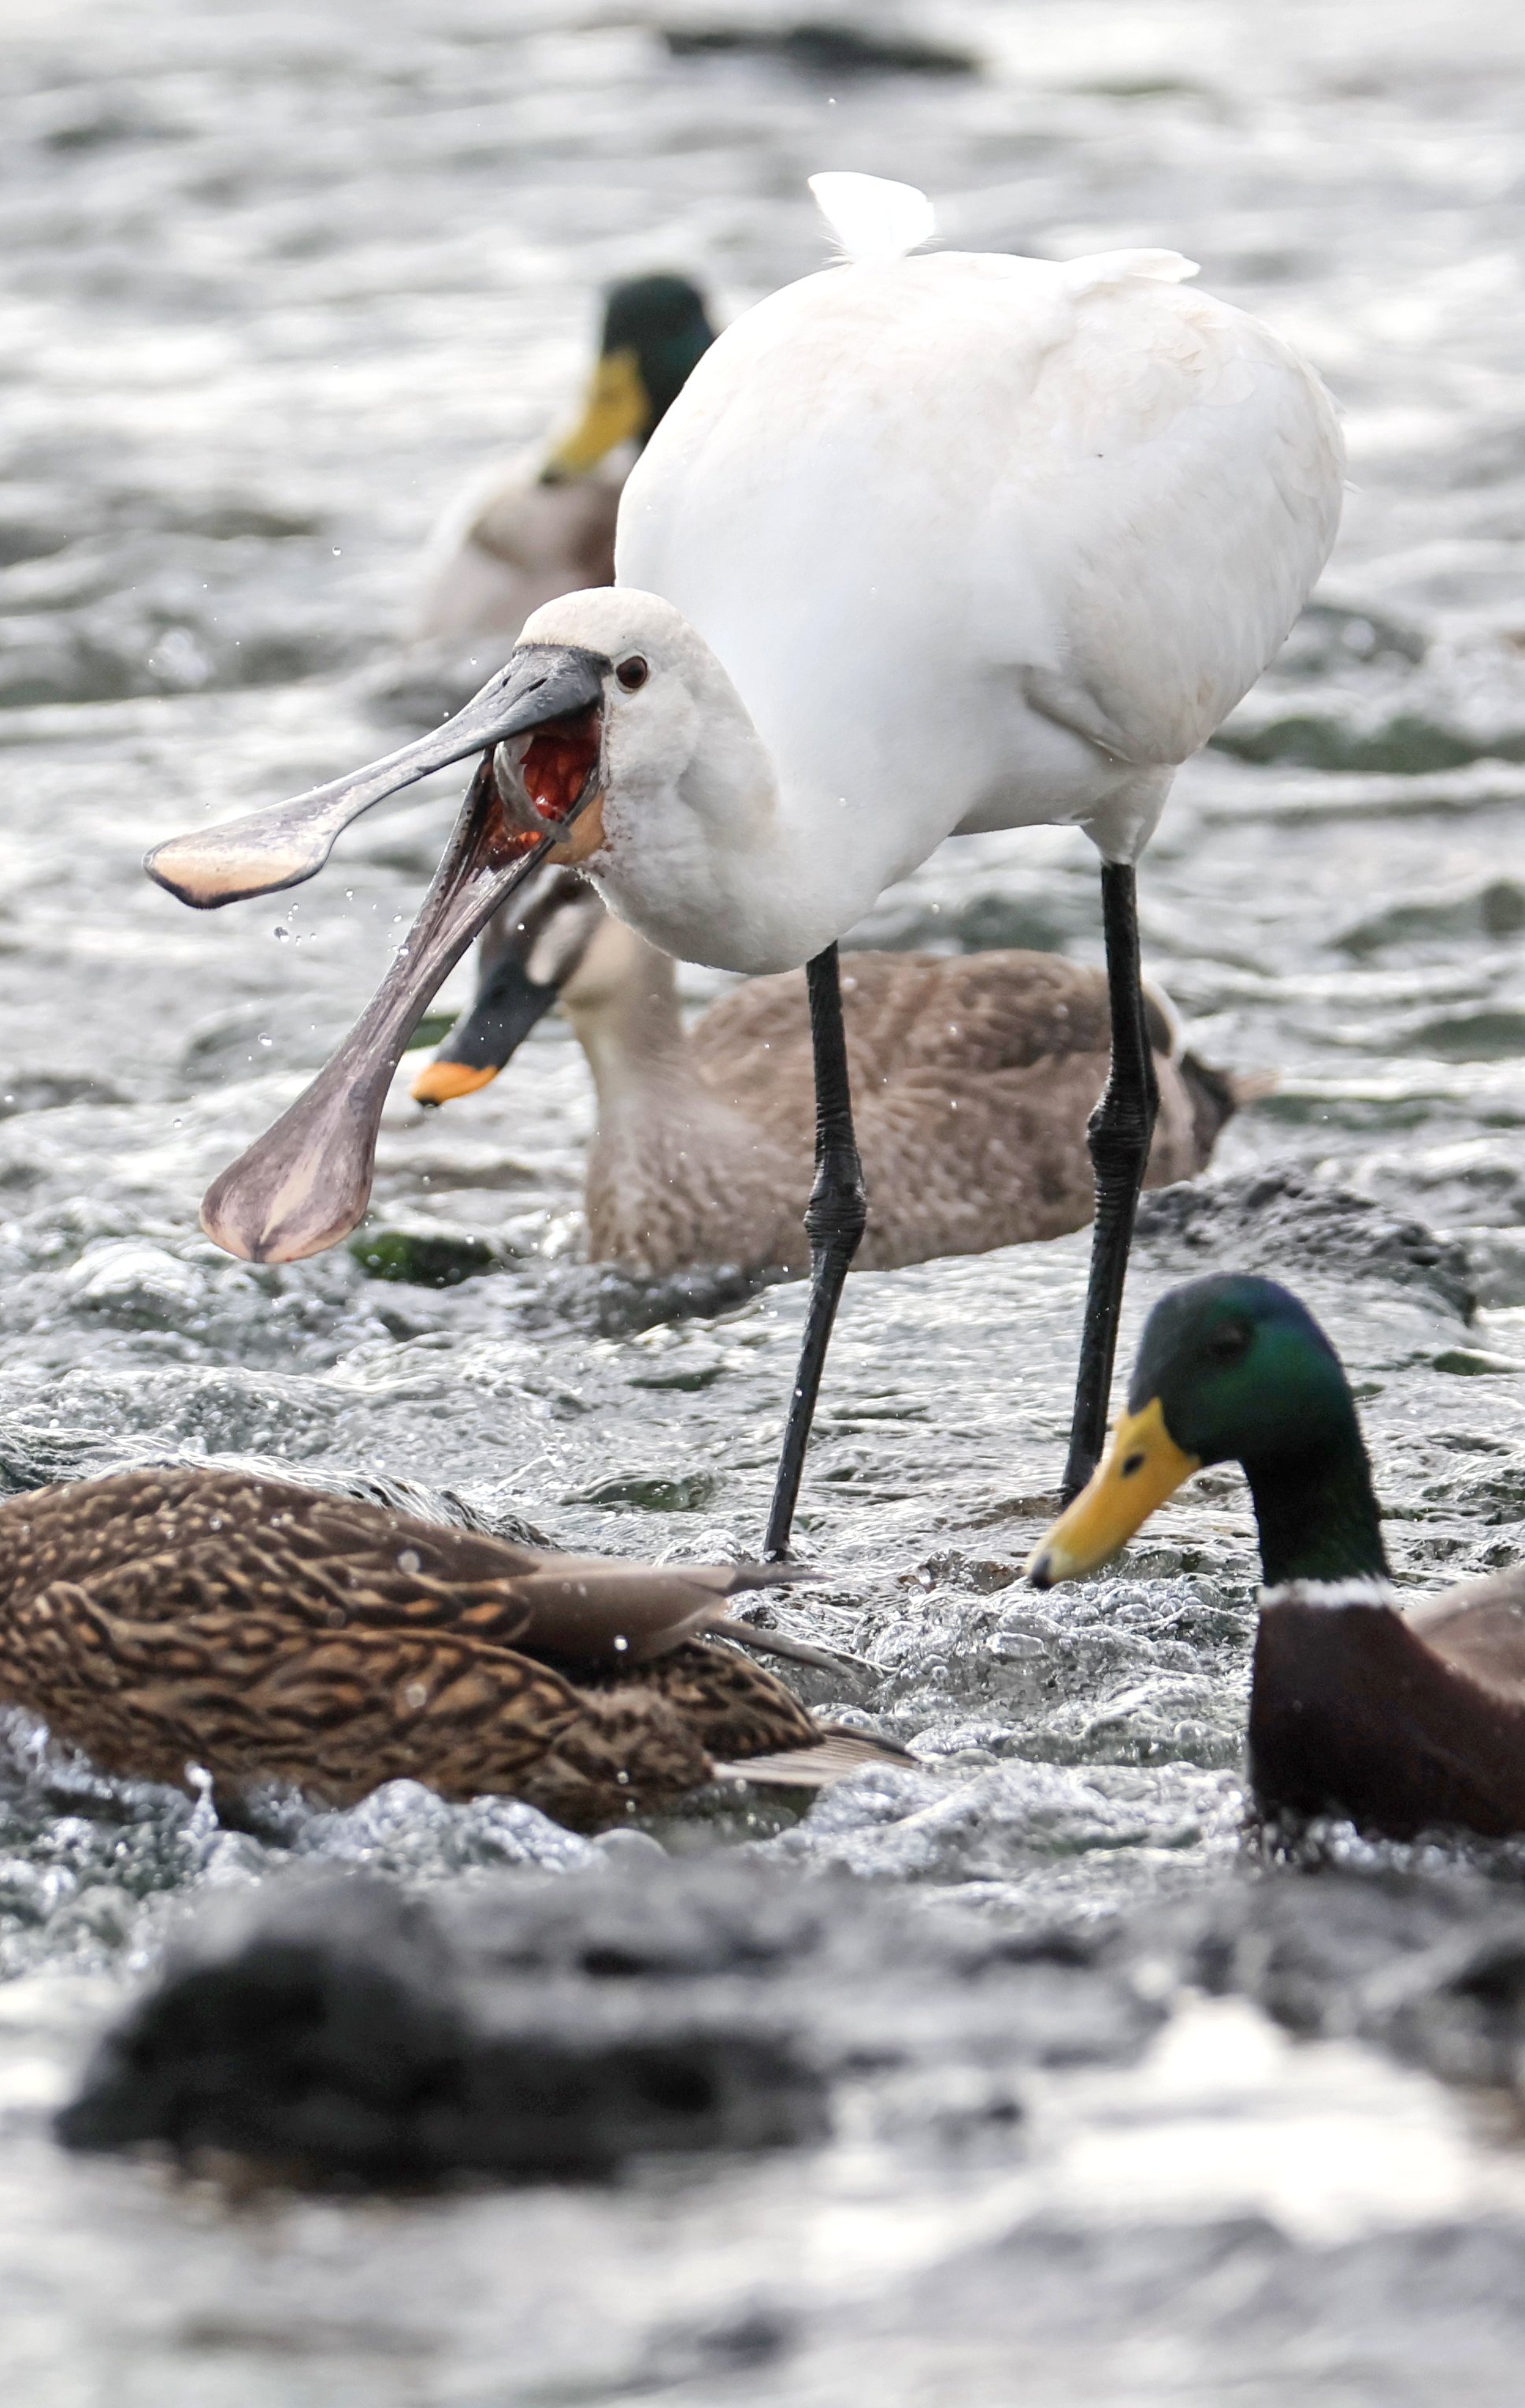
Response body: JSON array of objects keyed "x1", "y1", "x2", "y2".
[
  {"x1": 661, "y1": 20, "x2": 979, "y2": 76},
  {"x1": 1134, "y1": 1166, "x2": 1475, "y2": 1319},
  {"x1": 59, "y1": 1857, "x2": 1160, "y2": 2187},
  {"x1": 58, "y1": 1871, "x2": 831, "y2": 2183},
  {"x1": 348, "y1": 1226, "x2": 500, "y2": 1288},
  {"x1": 525, "y1": 1257, "x2": 785, "y2": 1336},
  {"x1": 62, "y1": 1846, "x2": 1525, "y2": 2196},
  {"x1": 58, "y1": 1878, "x2": 468, "y2": 2181},
  {"x1": 1109, "y1": 1868, "x2": 1525, "y2": 2095}
]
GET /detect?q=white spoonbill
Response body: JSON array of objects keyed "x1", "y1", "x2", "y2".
[{"x1": 146, "y1": 173, "x2": 1343, "y2": 1557}]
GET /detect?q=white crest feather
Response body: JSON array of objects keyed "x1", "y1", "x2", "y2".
[{"x1": 808, "y1": 173, "x2": 935, "y2": 265}]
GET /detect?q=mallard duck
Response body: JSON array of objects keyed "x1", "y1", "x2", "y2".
[
  {"x1": 0, "y1": 1466, "x2": 899, "y2": 1830},
  {"x1": 1027, "y1": 1274, "x2": 1525, "y2": 1841},
  {"x1": 416, "y1": 273, "x2": 717, "y2": 643},
  {"x1": 147, "y1": 172, "x2": 1342, "y2": 1563},
  {"x1": 410, "y1": 871, "x2": 1248, "y2": 1276}
]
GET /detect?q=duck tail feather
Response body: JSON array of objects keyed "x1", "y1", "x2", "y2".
[
  {"x1": 707, "y1": 1560, "x2": 824, "y2": 1594},
  {"x1": 711, "y1": 1726, "x2": 918, "y2": 1789},
  {"x1": 1178, "y1": 1049, "x2": 1275, "y2": 1163},
  {"x1": 1141, "y1": 977, "x2": 1185, "y2": 1061},
  {"x1": 707, "y1": 1615, "x2": 869, "y2": 1675}
]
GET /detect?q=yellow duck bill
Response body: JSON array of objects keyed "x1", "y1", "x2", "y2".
[
  {"x1": 543, "y1": 347, "x2": 648, "y2": 478},
  {"x1": 1026, "y1": 1397, "x2": 1200, "y2": 1589},
  {"x1": 143, "y1": 644, "x2": 611, "y2": 909}
]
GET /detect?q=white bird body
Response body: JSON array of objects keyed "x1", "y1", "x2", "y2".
[{"x1": 517, "y1": 241, "x2": 1343, "y2": 974}]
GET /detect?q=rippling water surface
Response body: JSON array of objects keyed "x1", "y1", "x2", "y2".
[{"x1": 5, "y1": 0, "x2": 1525, "y2": 2396}]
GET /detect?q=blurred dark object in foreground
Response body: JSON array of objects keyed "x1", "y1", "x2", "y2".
[
  {"x1": 58, "y1": 1852, "x2": 1158, "y2": 2188},
  {"x1": 58, "y1": 1838, "x2": 1525, "y2": 2194},
  {"x1": 57, "y1": 1870, "x2": 829, "y2": 2185},
  {"x1": 662, "y1": 18, "x2": 979, "y2": 76}
]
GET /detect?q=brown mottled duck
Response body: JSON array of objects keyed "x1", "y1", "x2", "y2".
[
  {"x1": 0, "y1": 1466, "x2": 899, "y2": 1830},
  {"x1": 1029, "y1": 1274, "x2": 1525, "y2": 1841},
  {"x1": 412, "y1": 871, "x2": 1248, "y2": 1277}
]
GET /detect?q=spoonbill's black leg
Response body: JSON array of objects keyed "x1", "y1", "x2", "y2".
[
  {"x1": 765, "y1": 943, "x2": 867, "y2": 1559},
  {"x1": 1061, "y1": 863, "x2": 1159, "y2": 1503}
]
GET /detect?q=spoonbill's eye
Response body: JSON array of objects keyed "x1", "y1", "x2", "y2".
[{"x1": 616, "y1": 656, "x2": 649, "y2": 692}]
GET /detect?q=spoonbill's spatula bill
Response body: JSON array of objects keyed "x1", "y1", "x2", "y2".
[
  {"x1": 158, "y1": 645, "x2": 613, "y2": 1264},
  {"x1": 144, "y1": 645, "x2": 607, "y2": 910},
  {"x1": 146, "y1": 173, "x2": 1343, "y2": 1548}
]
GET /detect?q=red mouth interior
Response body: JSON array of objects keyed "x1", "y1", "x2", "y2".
[{"x1": 521, "y1": 707, "x2": 601, "y2": 824}]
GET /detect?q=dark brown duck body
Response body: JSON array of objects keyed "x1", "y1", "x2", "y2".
[
  {"x1": 1251, "y1": 1575, "x2": 1525, "y2": 1840},
  {"x1": 0, "y1": 1467, "x2": 881, "y2": 1830}
]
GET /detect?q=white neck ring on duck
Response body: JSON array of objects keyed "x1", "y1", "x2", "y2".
[{"x1": 1257, "y1": 1575, "x2": 1399, "y2": 1612}]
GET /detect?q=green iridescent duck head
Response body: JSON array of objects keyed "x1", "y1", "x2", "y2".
[
  {"x1": 1029, "y1": 1275, "x2": 1390, "y2": 1593},
  {"x1": 544, "y1": 273, "x2": 717, "y2": 478}
]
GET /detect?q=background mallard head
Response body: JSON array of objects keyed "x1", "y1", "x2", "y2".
[
  {"x1": 1030, "y1": 1274, "x2": 1390, "y2": 1592},
  {"x1": 544, "y1": 274, "x2": 717, "y2": 478}
]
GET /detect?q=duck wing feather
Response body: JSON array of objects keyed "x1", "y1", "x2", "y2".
[
  {"x1": 711, "y1": 1724, "x2": 918, "y2": 1788},
  {"x1": 501, "y1": 1556, "x2": 813, "y2": 1667},
  {"x1": 1404, "y1": 1567, "x2": 1525, "y2": 1704}
]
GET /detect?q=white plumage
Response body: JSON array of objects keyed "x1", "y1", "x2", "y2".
[
  {"x1": 488, "y1": 183, "x2": 1342, "y2": 976},
  {"x1": 807, "y1": 169, "x2": 937, "y2": 262}
]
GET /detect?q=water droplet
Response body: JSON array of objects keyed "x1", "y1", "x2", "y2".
[
  {"x1": 273, "y1": 925, "x2": 288, "y2": 941},
  {"x1": 614, "y1": 1633, "x2": 629, "y2": 1652},
  {"x1": 396, "y1": 1548, "x2": 421, "y2": 1575},
  {"x1": 258, "y1": 1034, "x2": 273, "y2": 1048}
]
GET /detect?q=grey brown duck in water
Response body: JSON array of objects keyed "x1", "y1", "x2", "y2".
[
  {"x1": 413, "y1": 871, "x2": 1248, "y2": 1277},
  {"x1": 0, "y1": 1466, "x2": 897, "y2": 1830},
  {"x1": 416, "y1": 274, "x2": 717, "y2": 645},
  {"x1": 1030, "y1": 1275, "x2": 1525, "y2": 1841}
]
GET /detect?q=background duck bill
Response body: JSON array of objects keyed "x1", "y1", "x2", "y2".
[
  {"x1": 411, "y1": 958, "x2": 559, "y2": 1103},
  {"x1": 543, "y1": 347, "x2": 646, "y2": 476},
  {"x1": 143, "y1": 643, "x2": 612, "y2": 910},
  {"x1": 200, "y1": 758, "x2": 550, "y2": 1262},
  {"x1": 411, "y1": 862, "x2": 599, "y2": 1104}
]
